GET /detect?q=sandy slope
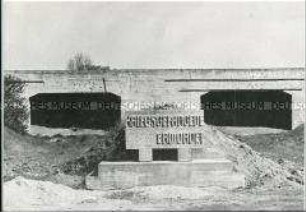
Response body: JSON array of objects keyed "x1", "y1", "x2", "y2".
[{"x1": 205, "y1": 126, "x2": 304, "y2": 187}]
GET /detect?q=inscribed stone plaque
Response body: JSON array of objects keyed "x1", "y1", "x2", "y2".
[{"x1": 125, "y1": 110, "x2": 210, "y2": 149}]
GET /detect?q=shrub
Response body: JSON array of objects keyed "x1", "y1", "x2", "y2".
[{"x1": 4, "y1": 75, "x2": 28, "y2": 134}]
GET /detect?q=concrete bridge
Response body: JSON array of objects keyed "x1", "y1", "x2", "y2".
[{"x1": 7, "y1": 67, "x2": 305, "y2": 133}]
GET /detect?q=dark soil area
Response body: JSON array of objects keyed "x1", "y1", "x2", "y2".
[{"x1": 3, "y1": 125, "x2": 136, "y2": 187}]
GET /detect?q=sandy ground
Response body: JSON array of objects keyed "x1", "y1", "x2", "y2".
[
  {"x1": 3, "y1": 125, "x2": 304, "y2": 211},
  {"x1": 3, "y1": 177, "x2": 304, "y2": 211}
]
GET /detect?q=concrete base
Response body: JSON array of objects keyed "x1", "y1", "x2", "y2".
[
  {"x1": 86, "y1": 159, "x2": 245, "y2": 190},
  {"x1": 192, "y1": 148, "x2": 227, "y2": 159}
]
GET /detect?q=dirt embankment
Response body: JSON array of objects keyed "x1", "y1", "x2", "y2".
[
  {"x1": 3, "y1": 124, "x2": 135, "y2": 187},
  {"x1": 3, "y1": 127, "x2": 111, "y2": 187},
  {"x1": 4, "y1": 124, "x2": 304, "y2": 189}
]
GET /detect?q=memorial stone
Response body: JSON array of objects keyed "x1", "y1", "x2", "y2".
[
  {"x1": 125, "y1": 110, "x2": 209, "y2": 161},
  {"x1": 86, "y1": 109, "x2": 246, "y2": 190}
]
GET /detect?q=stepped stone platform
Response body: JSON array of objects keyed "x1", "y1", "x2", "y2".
[{"x1": 86, "y1": 158, "x2": 245, "y2": 190}]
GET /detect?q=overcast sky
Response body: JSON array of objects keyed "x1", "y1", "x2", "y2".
[{"x1": 4, "y1": 2, "x2": 305, "y2": 70}]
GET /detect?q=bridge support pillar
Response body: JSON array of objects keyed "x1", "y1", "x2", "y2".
[{"x1": 288, "y1": 91, "x2": 305, "y2": 130}]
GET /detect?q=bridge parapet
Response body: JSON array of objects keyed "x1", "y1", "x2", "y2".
[{"x1": 5, "y1": 68, "x2": 305, "y2": 132}]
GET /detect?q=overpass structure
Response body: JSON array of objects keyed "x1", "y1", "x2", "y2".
[{"x1": 7, "y1": 67, "x2": 305, "y2": 133}]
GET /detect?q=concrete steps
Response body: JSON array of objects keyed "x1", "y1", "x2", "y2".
[
  {"x1": 98, "y1": 159, "x2": 235, "y2": 174},
  {"x1": 189, "y1": 171, "x2": 245, "y2": 189},
  {"x1": 86, "y1": 159, "x2": 245, "y2": 190}
]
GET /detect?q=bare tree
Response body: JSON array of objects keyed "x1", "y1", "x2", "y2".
[
  {"x1": 67, "y1": 53, "x2": 110, "y2": 73},
  {"x1": 67, "y1": 53, "x2": 93, "y2": 72}
]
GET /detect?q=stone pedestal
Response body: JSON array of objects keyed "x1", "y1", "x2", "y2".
[
  {"x1": 85, "y1": 110, "x2": 246, "y2": 190},
  {"x1": 86, "y1": 159, "x2": 245, "y2": 190},
  {"x1": 178, "y1": 149, "x2": 192, "y2": 162},
  {"x1": 139, "y1": 149, "x2": 153, "y2": 162}
]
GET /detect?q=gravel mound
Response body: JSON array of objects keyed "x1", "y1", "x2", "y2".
[
  {"x1": 4, "y1": 176, "x2": 97, "y2": 208},
  {"x1": 3, "y1": 176, "x2": 135, "y2": 210},
  {"x1": 207, "y1": 126, "x2": 303, "y2": 188},
  {"x1": 236, "y1": 124, "x2": 304, "y2": 166}
]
